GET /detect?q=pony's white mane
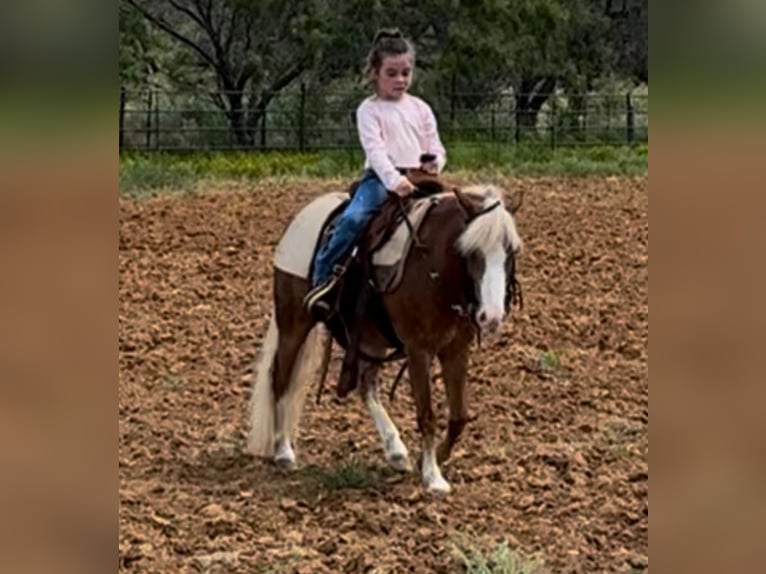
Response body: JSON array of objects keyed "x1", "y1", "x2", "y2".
[{"x1": 456, "y1": 184, "x2": 522, "y2": 256}]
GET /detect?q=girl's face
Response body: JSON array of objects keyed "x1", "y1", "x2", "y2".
[{"x1": 374, "y1": 53, "x2": 413, "y2": 100}]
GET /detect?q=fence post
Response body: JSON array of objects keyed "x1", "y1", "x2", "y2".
[
  {"x1": 119, "y1": 87, "x2": 126, "y2": 151},
  {"x1": 606, "y1": 95, "x2": 612, "y2": 143},
  {"x1": 550, "y1": 96, "x2": 556, "y2": 150},
  {"x1": 490, "y1": 104, "x2": 496, "y2": 142},
  {"x1": 450, "y1": 73, "x2": 456, "y2": 129},
  {"x1": 583, "y1": 94, "x2": 589, "y2": 144},
  {"x1": 626, "y1": 91, "x2": 635, "y2": 145},
  {"x1": 154, "y1": 93, "x2": 160, "y2": 150},
  {"x1": 145, "y1": 90, "x2": 153, "y2": 149},
  {"x1": 298, "y1": 81, "x2": 306, "y2": 152},
  {"x1": 260, "y1": 105, "x2": 267, "y2": 149}
]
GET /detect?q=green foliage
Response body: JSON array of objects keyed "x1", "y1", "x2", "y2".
[
  {"x1": 120, "y1": 0, "x2": 646, "y2": 145},
  {"x1": 607, "y1": 0, "x2": 648, "y2": 83},
  {"x1": 539, "y1": 350, "x2": 561, "y2": 373},
  {"x1": 120, "y1": 149, "x2": 357, "y2": 190},
  {"x1": 119, "y1": 154, "x2": 199, "y2": 198},
  {"x1": 307, "y1": 460, "x2": 379, "y2": 490},
  {"x1": 119, "y1": 3, "x2": 149, "y2": 86},
  {"x1": 119, "y1": 143, "x2": 647, "y2": 196},
  {"x1": 453, "y1": 540, "x2": 546, "y2": 574},
  {"x1": 445, "y1": 143, "x2": 647, "y2": 177}
]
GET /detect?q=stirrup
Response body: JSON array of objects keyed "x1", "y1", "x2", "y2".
[{"x1": 303, "y1": 276, "x2": 338, "y2": 312}]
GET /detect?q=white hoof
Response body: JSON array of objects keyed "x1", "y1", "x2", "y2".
[
  {"x1": 274, "y1": 441, "x2": 296, "y2": 470},
  {"x1": 424, "y1": 473, "x2": 452, "y2": 494},
  {"x1": 387, "y1": 452, "x2": 413, "y2": 473},
  {"x1": 385, "y1": 436, "x2": 411, "y2": 472}
]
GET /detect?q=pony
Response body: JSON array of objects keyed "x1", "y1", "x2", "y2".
[{"x1": 247, "y1": 183, "x2": 523, "y2": 493}]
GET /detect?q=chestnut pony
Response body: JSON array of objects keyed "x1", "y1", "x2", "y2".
[{"x1": 248, "y1": 184, "x2": 523, "y2": 493}]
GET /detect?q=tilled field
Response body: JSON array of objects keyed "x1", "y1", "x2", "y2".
[{"x1": 119, "y1": 176, "x2": 648, "y2": 573}]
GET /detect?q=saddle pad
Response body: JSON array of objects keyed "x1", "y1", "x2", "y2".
[
  {"x1": 372, "y1": 192, "x2": 448, "y2": 267},
  {"x1": 274, "y1": 191, "x2": 347, "y2": 279}
]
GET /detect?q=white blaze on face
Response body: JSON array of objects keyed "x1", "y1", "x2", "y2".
[{"x1": 477, "y1": 247, "x2": 506, "y2": 333}]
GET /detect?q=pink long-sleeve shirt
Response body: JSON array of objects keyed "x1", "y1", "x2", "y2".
[{"x1": 356, "y1": 93, "x2": 447, "y2": 191}]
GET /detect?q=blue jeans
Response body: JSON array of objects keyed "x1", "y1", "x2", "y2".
[{"x1": 312, "y1": 170, "x2": 388, "y2": 286}]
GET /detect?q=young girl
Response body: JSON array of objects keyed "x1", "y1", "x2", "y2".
[{"x1": 304, "y1": 28, "x2": 447, "y2": 314}]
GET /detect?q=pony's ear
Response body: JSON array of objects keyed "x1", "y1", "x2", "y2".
[
  {"x1": 506, "y1": 189, "x2": 524, "y2": 214},
  {"x1": 452, "y1": 186, "x2": 479, "y2": 218}
]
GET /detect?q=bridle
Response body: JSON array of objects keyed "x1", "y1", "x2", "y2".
[
  {"x1": 396, "y1": 192, "x2": 523, "y2": 327},
  {"x1": 465, "y1": 199, "x2": 502, "y2": 223},
  {"x1": 386, "y1": 193, "x2": 522, "y2": 401},
  {"x1": 457, "y1": 201, "x2": 523, "y2": 339},
  {"x1": 461, "y1": 246, "x2": 522, "y2": 313}
]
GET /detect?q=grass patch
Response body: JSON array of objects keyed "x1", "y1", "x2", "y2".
[
  {"x1": 119, "y1": 143, "x2": 647, "y2": 197},
  {"x1": 453, "y1": 539, "x2": 547, "y2": 574},
  {"x1": 445, "y1": 142, "x2": 647, "y2": 177},
  {"x1": 119, "y1": 149, "x2": 359, "y2": 197},
  {"x1": 305, "y1": 460, "x2": 380, "y2": 491},
  {"x1": 119, "y1": 154, "x2": 200, "y2": 198},
  {"x1": 161, "y1": 374, "x2": 183, "y2": 391},
  {"x1": 539, "y1": 350, "x2": 561, "y2": 374},
  {"x1": 602, "y1": 417, "x2": 644, "y2": 460}
]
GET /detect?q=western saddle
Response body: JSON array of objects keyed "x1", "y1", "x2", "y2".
[{"x1": 310, "y1": 166, "x2": 449, "y2": 397}]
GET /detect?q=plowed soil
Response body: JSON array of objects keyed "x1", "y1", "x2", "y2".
[{"x1": 119, "y1": 176, "x2": 648, "y2": 573}]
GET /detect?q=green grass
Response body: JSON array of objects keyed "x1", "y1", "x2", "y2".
[
  {"x1": 539, "y1": 350, "x2": 561, "y2": 374},
  {"x1": 453, "y1": 540, "x2": 547, "y2": 574},
  {"x1": 444, "y1": 141, "x2": 647, "y2": 177},
  {"x1": 119, "y1": 143, "x2": 647, "y2": 197},
  {"x1": 161, "y1": 374, "x2": 183, "y2": 391},
  {"x1": 602, "y1": 417, "x2": 644, "y2": 460},
  {"x1": 303, "y1": 460, "x2": 380, "y2": 490}
]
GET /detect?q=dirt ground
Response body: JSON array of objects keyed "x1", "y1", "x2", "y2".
[{"x1": 119, "y1": 176, "x2": 648, "y2": 573}]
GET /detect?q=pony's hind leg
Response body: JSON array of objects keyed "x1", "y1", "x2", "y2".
[
  {"x1": 271, "y1": 316, "x2": 318, "y2": 469},
  {"x1": 359, "y1": 362, "x2": 411, "y2": 472},
  {"x1": 248, "y1": 310, "x2": 317, "y2": 468},
  {"x1": 407, "y1": 348, "x2": 451, "y2": 493},
  {"x1": 248, "y1": 270, "x2": 324, "y2": 469}
]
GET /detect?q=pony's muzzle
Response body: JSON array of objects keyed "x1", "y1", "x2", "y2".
[{"x1": 477, "y1": 309, "x2": 502, "y2": 335}]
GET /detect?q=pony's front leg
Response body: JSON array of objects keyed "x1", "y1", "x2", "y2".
[
  {"x1": 359, "y1": 363, "x2": 411, "y2": 472},
  {"x1": 437, "y1": 339, "x2": 471, "y2": 463},
  {"x1": 407, "y1": 348, "x2": 451, "y2": 493}
]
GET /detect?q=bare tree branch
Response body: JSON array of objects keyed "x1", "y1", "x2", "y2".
[
  {"x1": 125, "y1": 0, "x2": 217, "y2": 70},
  {"x1": 189, "y1": 0, "x2": 216, "y2": 41},
  {"x1": 166, "y1": 0, "x2": 206, "y2": 30},
  {"x1": 190, "y1": 0, "x2": 226, "y2": 75},
  {"x1": 223, "y1": 4, "x2": 238, "y2": 56}
]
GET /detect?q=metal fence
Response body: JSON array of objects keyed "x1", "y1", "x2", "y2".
[{"x1": 119, "y1": 86, "x2": 648, "y2": 152}]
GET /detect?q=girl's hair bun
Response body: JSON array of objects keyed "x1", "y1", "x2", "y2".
[{"x1": 373, "y1": 29, "x2": 403, "y2": 44}]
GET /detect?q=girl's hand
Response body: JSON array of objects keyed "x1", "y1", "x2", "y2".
[
  {"x1": 420, "y1": 160, "x2": 438, "y2": 175},
  {"x1": 393, "y1": 178, "x2": 416, "y2": 197}
]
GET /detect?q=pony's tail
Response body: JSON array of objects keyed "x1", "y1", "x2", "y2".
[
  {"x1": 247, "y1": 314, "x2": 279, "y2": 457},
  {"x1": 247, "y1": 313, "x2": 326, "y2": 457}
]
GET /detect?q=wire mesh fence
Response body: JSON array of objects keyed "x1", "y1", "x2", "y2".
[{"x1": 119, "y1": 85, "x2": 648, "y2": 152}]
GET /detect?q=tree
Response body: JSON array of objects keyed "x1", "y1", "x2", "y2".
[
  {"x1": 604, "y1": 0, "x2": 648, "y2": 83},
  {"x1": 119, "y1": 0, "x2": 642, "y2": 147},
  {"x1": 426, "y1": 0, "x2": 609, "y2": 130},
  {"x1": 119, "y1": 2, "x2": 155, "y2": 87},
  {"x1": 122, "y1": 0, "x2": 336, "y2": 146}
]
